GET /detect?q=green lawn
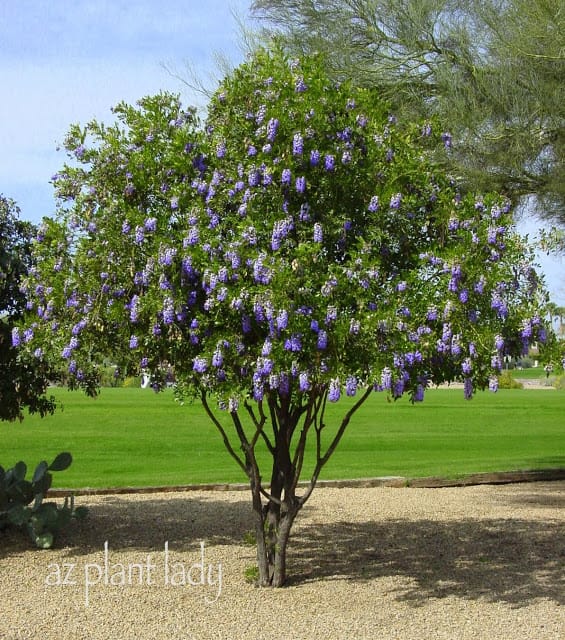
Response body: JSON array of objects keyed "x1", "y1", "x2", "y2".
[
  {"x1": 1, "y1": 387, "x2": 563, "y2": 488},
  {"x1": 511, "y1": 367, "x2": 551, "y2": 380}
]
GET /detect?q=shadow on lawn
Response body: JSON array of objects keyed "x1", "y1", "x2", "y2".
[{"x1": 1, "y1": 491, "x2": 563, "y2": 608}]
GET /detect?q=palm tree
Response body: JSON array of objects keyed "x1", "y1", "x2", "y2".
[
  {"x1": 556, "y1": 306, "x2": 565, "y2": 338},
  {"x1": 546, "y1": 302, "x2": 559, "y2": 330}
]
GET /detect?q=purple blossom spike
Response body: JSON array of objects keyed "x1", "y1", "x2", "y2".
[
  {"x1": 317, "y1": 330, "x2": 328, "y2": 350},
  {"x1": 345, "y1": 376, "x2": 357, "y2": 397},
  {"x1": 421, "y1": 122, "x2": 432, "y2": 137},
  {"x1": 310, "y1": 149, "x2": 320, "y2": 166},
  {"x1": 284, "y1": 334, "x2": 302, "y2": 352},
  {"x1": 462, "y1": 358, "x2": 472, "y2": 376},
  {"x1": 281, "y1": 168, "x2": 291, "y2": 185},
  {"x1": 11, "y1": 328, "x2": 21, "y2": 347},
  {"x1": 162, "y1": 297, "x2": 175, "y2": 325},
  {"x1": 389, "y1": 193, "x2": 402, "y2": 209},
  {"x1": 276, "y1": 309, "x2": 288, "y2": 331},
  {"x1": 216, "y1": 141, "x2": 227, "y2": 158},
  {"x1": 474, "y1": 276, "x2": 486, "y2": 294},
  {"x1": 393, "y1": 378, "x2": 405, "y2": 398},
  {"x1": 521, "y1": 321, "x2": 533, "y2": 339},
  {"x1": 491, "y1": 354, "x2": 502, "y2": 372},
  {"x1": 295, "y1": 77, "x2": 307, "y2": 92},
  {"x1": 349, "y1": 319, "x2": 360, "y2": 335},
  {"x1": 325, "y1": 306, "x2": 337, "y2": 324},
  {"x1": 266, "y1": 118, "x2": 279, "y2": 142},
  {"x1": 414, "y1": 384, "x2": 425, "y2": 402},
  {"x1": 441, "y1": 132, "x2": 452, "y2": 149},
  {"x1": 186, "y1": 227, "x2": 199, "y2": 246},
  {"x1": 324, "y1": 155, "x2": 335, "y2": 172},
  {"x1": 313, "y1": 223, "x2": 323, "y2": 243},
  {"x1": 144, "y1": 217, "x2": 157, "y2": 232},
  {"x1": 292, "y1": 133, "x2": 304, "y2": 156},
  {"x1": 296, "y1": 176, "x2": 306, "y2": 194},
  {"x1": 299, "y1": 372, "x2": 310, "y2": 392},
  {"x1": 328, "y1": 378, "x2": 341, "y2": 402},
  {"x1": 193, "y1": 357, "x2": 208, "y2": 373},
  {"x1": 279, "y1": 372, "x2": 290, "y2": 396},
  {"x1": 253, "y1": 380, "x2": 264, "y2": 401},
  {"x1": 268, "y1": 373, "x2": 280, "y2": 390},
  {"x1": 129, "y1": 335, "x2": 139, "y2": 349},
  {"x1": 262, "y1": 338, "x2": 272, "y2": 356},
  {"x1": 212, "y1": 348, "x2": 223, "y2": 368},
  {"x1": 464, "y1": 378, "x2": 473, "y2": 399}
]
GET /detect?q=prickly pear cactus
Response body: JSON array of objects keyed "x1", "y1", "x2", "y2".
[{"x1": 0, "y1": 452, "x2": 87, "y2": 548}]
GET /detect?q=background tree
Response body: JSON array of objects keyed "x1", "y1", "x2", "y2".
[
  {"x1": 251, "y1": 0, "x2": 565, "y2": 227},
  {"x1": 0, "y1": 196, "x2": 56, "y2": 421},
  {"x1": 19, "y1": 49, "x2": 559, "y2": 586}
]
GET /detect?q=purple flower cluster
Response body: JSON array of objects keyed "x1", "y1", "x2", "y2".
[
  {"x1": 313, "y1": 223, "x2": 323, "y2": 243},
  {"x1": 271, "y1": 217, "x2": 293, "y2": 250},
  {"x1": 328, "y1": 378, "x2": 341, "y2": 402},
  {"x1": 293, "y1": 133, "x2": 304, "y2": 156}
]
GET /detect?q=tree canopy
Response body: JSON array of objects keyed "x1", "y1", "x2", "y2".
[
  {"x1": 0, "y1": 195, "x2": 55, "y2": 421},
  {"x1": 251, "y1": 0, "x2": 565, "y2": 226},
  {"x1": 18, "y1": 48, "x2": 561, "y2": 585}
]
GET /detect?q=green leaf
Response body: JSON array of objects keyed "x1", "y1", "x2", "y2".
[
  {"x1": 32, "y1": 471, "x2": 52, "y2": 497},
  {"x1": 7, "y1": 479, "x2": 33, "y2": 505},
  {"x1": 7, "y1": 503, "x2": 31, "y2": 526},
  {"x1": 35, "y1": 532, "x2": 54, "y2": 549},
  {"x1": 35, "y1": 503, "x2": 60, "y2": 528},
  {"x1": 13, "y1": 461, "x2": 27, "y2": 482},
  {"x1": 32, "y1": 460, "x2": 48, "y2": 484},
  {"x1": 48, "y1": 452, "x2": 72, "y2": 472}
]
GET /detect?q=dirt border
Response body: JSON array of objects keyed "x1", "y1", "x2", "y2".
[{"x1": 47, "y1": 468, "x2": 565, "y2": 497}]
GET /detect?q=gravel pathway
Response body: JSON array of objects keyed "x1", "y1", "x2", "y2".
[{"x1": 1, "y1": 481, "x2": 563, "y2": 640}]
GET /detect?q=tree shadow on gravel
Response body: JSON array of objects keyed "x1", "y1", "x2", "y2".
[
  {"x1": 0, "y1": 494, "x2": 253, "y2": 560},
  {"x1": 289, "y1": 516, "x2": 564, "y2": 607},
  {"x1": 1, "y1": 493, "x2": 563, "y2": 610},
  {"x1": 500, "y1": 483, "x2": 565, "y2": 510}
]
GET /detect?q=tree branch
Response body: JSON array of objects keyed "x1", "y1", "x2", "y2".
[
  {"x1": 200, "y1": 391, "x2": 247, "y2": 476},
  {"x1": 299, "y1": 385, "x2": 373, "y2": 507}
]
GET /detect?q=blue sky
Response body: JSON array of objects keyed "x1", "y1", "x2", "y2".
[
  {"x1": 1, "y1": 0, "x2": 563, "y2": 303},
  {"x1": 1, "y1": 0, "x2": 252, "y2": 219}
]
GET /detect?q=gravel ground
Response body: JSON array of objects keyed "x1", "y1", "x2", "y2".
[{"x1": 1, "y1": 481, "x2": 563, "y2": 640}]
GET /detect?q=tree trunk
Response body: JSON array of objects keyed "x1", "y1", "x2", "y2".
[
  {"x1": 252, "y1": 493, "x2": 299, "y2": 587},
  {"x1": 246, "y1": 394, "x2": 302, "y2": 586}
]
